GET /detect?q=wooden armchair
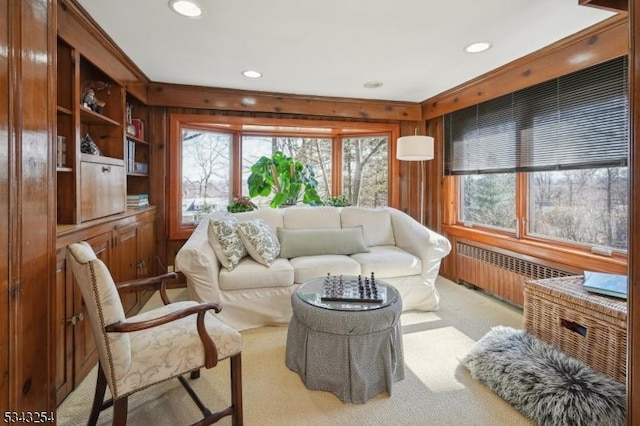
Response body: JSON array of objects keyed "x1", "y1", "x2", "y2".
[{"x1": 67, "y1": 241, "x2": 242, "y2": 426}]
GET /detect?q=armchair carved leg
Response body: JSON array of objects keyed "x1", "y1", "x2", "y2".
[
  {"x1": 88, "y1": 365, "x2": 107, "y2": 426},
  {"x1": 112, "y1": 397, "x2": 128, "y2": 426},
  {"x1": 230, "y1": 354, "x2": 243, "y2": 426}
]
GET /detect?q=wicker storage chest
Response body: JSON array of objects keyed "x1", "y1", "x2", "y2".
[{"x1": 524, "y1": 275, "x2": 627, "y2": 383}]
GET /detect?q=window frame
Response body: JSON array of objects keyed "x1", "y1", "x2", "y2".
[
  {"x1": 168, "y1": 114, "x2": 400, "y2": 239},
  {"x1": 442, "y1": 172, "x2": 628, "y2": 275}
]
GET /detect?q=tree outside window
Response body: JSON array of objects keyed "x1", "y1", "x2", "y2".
[
  {"x1": 529, "y1": 168, "x2": 628, "y2": 250},
  {"x1": 342, "y1": 136, "x2": 389, "y2": 208},
  {"x1": 181, "y1": 129, "x2": 232, "y2": 224},
  {"x1": 460, "y1": 174, "x2": 515, "y2": 230},
  {"x1": 241, "y1": 136, "x2": 332, "y2": 208}
]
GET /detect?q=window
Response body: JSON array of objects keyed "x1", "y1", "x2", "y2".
[
  {"x1": 180, "y1": 128, "x2": 232, "y2": 225},
  {"x1": 342, "y1": 136, "x2": 389, "y2": 208},
  {"x1": 241, "y1": 136, "x2": 332, "y2": 208},
  {"x1": 445, "y1": 56, "x2": 629, "y2": 253},
  {"x1": 529, "y1": 168, "x2": 628, "y2": 250},
  {"x1": 460, "y1": 174, "x2": 515, "y2": 231},
  {"x1": 168, "y1": 115, "x2": 399, "y2": 239}
]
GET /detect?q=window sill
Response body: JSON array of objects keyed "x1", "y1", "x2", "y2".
[{"x1": 442, "y1": 224, "x2": 627, "y2": 275}]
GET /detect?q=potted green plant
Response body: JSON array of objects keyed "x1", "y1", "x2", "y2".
[
  {"x1": 322, "y1": 194, "x2": 351, "y2": 207},
  {"x1": 247, "y1": 151, "x2": 322, "y2": 208},
  {"x1": 227, "y1": 196, "x2": 257, "y2": 213}
]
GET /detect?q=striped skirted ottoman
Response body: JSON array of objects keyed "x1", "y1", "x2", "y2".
[{"x1": 285, "y1": 276, "x2": 404, "y2": 403}]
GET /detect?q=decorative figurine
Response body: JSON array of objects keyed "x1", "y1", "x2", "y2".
[{"x1": 81, "y1": 81, "x2": 111, "y2": 113}]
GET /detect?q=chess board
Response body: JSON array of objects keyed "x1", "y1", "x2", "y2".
[{"x1": 320, "y1": 276, "x2": 383, "y2": 303}]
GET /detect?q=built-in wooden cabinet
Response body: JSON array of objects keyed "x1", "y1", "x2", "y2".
[
  {"x1": 54, "y1": 209, "x2": 157, "y2": 405},
  {"x1": 56, "y1": 35, "x2": 151, "y2": 225}
]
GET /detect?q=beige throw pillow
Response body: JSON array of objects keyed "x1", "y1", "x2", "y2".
[
  {"x1": 237, "y1": 218, "x2": 281, "y2": 266},
  {"x1": 277, "y1": 227, "x2": 370, "y2": 258},
  {"x1": 207, "y1": 217, "x2": 247, "y2": 271},
  {"x1": 340, "y1": 207, "x2": 396, "y2": 246}
]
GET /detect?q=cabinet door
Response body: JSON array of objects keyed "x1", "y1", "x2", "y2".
[
  {"x1": 72, "y1": 232, "x2": 110, "y2": 387},
  {"x1": 137, "y1": 218, "x2": 156, "y2": 306},
  {"x1": 80, "y1": 159, "x2": 125, "y2": 222},
  {"x1": 113, "y1": 223, "x2": 139, "y2": 316},
  {"x1": 54, "y1": 248, "x2": 74, "y2": 405}
]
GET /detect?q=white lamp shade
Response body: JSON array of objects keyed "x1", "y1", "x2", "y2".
[{"x1": 396, "y1": 135, "x2": 434, "y2": 161}]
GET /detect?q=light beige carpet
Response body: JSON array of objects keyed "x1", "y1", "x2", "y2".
[{"x1": 57, "y1": 277, "x2": 533, "y2": 425}]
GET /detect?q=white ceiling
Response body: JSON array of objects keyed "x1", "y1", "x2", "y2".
[{"x1": 76, "y1": 0, "x2": 616, "y2": 103}]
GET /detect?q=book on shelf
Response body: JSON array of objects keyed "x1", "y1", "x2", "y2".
[
  {"x1": 56, "y1": 136, "x2": 67, "y2": 167},
  {"x1": 133, "y1": 162, "x2": 148, "y2": 174},
  {"x1": 127, "y1": 201, "x2": 149, "y2": 209},
  {"x1": 583, "y1": 271, "x2": 627, "y2": 300},
  {"x1": 126, "y1": 140, "x2": 136, "y2": 173},
  {"x1": 131, "y1": 118, "x2": 144, "y2": 140},
  {"x1": 127, "y1": 194, "x2": 149, "y2": 208}
]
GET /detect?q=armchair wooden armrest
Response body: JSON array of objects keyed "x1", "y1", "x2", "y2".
[
  {"x1": 104, "y1": 301, "x2": 223, "y2": 368},
  {"x1": 116, "y1": 272, "x2": 177, "y2": 305}
]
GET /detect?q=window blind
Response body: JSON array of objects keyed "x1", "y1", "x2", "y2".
[{"x1": 444, "y1": 56, "x2": 628, "y2": 175}]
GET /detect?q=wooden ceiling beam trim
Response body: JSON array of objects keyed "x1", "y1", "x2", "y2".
[
  {"x1": 580, "y1": 0, "x2": 628, "y2": 13},
  {"x1": 148, "y1": 82, "x2": 422, "y2": 121},
  {"x1": 421, "y1": 15, "x2": 628, "y2": 120}
]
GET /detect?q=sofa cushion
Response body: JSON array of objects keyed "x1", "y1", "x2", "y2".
[
  {"x1": 340, "y1": 207, "x2": 395, "y2": 246},
  {"x1": 283, "y1": 206, "x2": 341, "y2": 229},
  {"x1": 277, "y1": 226, "x2": 369, "y2": 259},
  {"x1": 233, "y1": 208, "x2": 284, "y2": 233},
  {"x1": 350, "y1": 245, "x2": 422, "y2": 278},
  {"x1": 290, "y1": 255, "x2": 362, "y2": 284},
  {"x1": 237, "y1": 218, "x2": 281, "y2": 266},
  {"x1": 207, "y1": 217, "x2": 247, "y2": 271},
  {"x1": 219, "y1": 257, "x2": 294, "y2": 290}
]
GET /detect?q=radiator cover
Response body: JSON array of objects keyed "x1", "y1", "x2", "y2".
[{"x1": 456, "y1": 242, "x2": 573, "y2": 305}]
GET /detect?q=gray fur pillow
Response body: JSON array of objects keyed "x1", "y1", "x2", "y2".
[{"x1": 461, "y1": 326, "x2": 626, "y2": 426}]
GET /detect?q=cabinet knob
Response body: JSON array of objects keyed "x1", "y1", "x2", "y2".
[
  {"x1": 102, "y1": 166, "x2": 111, "y2": 173},
  {"x1": 66, "y1": 313, "x2": 85, "y2": 326}
]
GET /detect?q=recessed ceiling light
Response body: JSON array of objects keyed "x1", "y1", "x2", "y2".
[
  {"x1": 241, "y1": 70, "x2": 263, "y2": 79},
  {"x1": 363, "y1": 81, "x2": 383, "y2": 89},
  {"x1": 464, "y1": 41, "x2": 492, "y2": 54},
  {"x1": 168, "y1": 0, "x2": 204, "y2": 18}
]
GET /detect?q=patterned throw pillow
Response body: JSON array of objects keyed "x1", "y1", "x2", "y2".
[
  {"x1": 207, "y1": 217, "x2": 247, "y2": 271},
  {"x1": 236, "y1": 219, "x2": 280, "y2": 266}
]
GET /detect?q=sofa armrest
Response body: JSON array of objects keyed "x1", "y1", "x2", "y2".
[
  {"x1": 389, "y1": 208, "x2": 452, "y2": 279},
  {"x1": 175, "y1": 214, "x2": 224, "y2": 303}
]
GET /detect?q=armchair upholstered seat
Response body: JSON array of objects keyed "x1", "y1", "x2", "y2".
[{"x1": 67, "y1": 241, "x2": 243, "y2": 426}]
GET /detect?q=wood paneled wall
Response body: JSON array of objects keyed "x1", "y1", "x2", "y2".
[
  {"x1": 0, "y1": 0, "x2": 8, "y2": 409},
  {"x1": 1, "y1": 0, "x2": 55, "y2": 414}
]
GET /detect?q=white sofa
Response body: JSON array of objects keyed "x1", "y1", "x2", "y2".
[{"x1": 176, "y1": 206, "x2": 451, "y2": 331}]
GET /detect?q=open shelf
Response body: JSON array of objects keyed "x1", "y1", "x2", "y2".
[{"x1": 80, "y1": 106, "x2": 120, "y2": 126}]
